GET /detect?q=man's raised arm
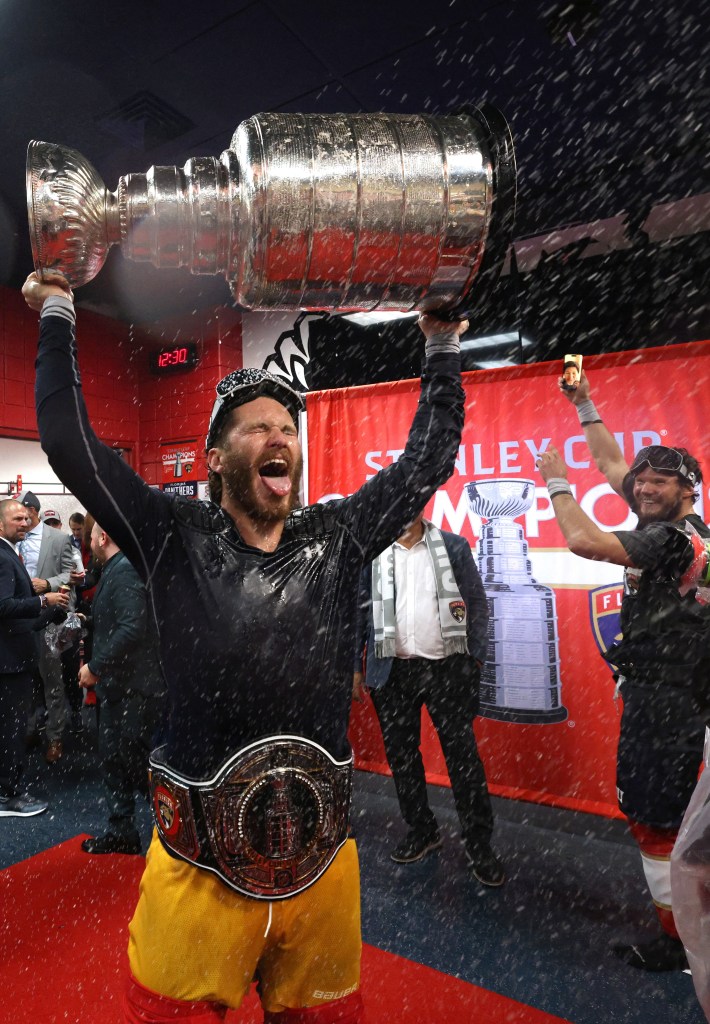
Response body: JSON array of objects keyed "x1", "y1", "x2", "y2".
[
  {"x1": 340, "y1": 313, "x2": 467, "y2": 563},
  {"x1": 23, "y1": 272, "x2": 171, "y2": 581},
  {"x1": 559, "y1": 368, "x2": 630, "y2": 498},
  {"x1": 537, "y1": 445, "x2": 634, "y2": 566}
]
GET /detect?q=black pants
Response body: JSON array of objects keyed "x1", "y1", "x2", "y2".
[
  {"x1": 617, "y1": 677, "x2": 706, "y2": 830},
  {"x1": 371, "y1": 655, "x2": 494, "y2": 853},
  {"x1": 0, "y1": 671, "x2": 33, "y2": 797},
  {"x1": 97, "y1": 693, "x2": 163, "y2": 839},
  {"x1": 61, "y1": 641, "x2": 83, "y2": 715}
]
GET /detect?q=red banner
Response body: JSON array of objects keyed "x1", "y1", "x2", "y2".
[{"x1": 306, "y1": 340, "x2": 710, "y2": 818}]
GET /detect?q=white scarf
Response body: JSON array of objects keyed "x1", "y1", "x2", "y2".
[{"x1": 372, "y1": 522, "x2": 468, "y2": 659}]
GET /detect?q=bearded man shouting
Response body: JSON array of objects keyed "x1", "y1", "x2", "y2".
[{"x1": 23, "y1": 270, "x2": 467, "y2": 1024}]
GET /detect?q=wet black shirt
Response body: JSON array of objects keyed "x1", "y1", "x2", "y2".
[
  {"x1": 35, "y1": 314, "x2": 464, "y2": 778},
  {"x1": 608, "y1": 513, "x2": 710, "y2": 684}
]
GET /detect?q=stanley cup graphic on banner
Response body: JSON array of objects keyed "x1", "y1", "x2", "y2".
[{"x1": 466, "y1": 478, "x2": 568, "y2": 724}]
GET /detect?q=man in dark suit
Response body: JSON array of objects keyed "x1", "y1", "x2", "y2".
[
  {"x1": 0, "y1": 499, "x2": 68, "y2": 816},
  {"x1": 355, "y1": 513, "x2": 504, "y2": 886},
  {"x1": 78, "y1": 520, "x2": 165, "y2": 854}
]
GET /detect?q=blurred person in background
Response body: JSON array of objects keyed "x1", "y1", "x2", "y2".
[
  {"x1": 18, "y1": 491, "x2": 75, "y2": 763},
  {"x1": 61, "y1": 511, "x2": 89, "y2": 733},
  {"x1": 79, "y1": 520, "x2": 165, "y2": 855},
  {"x1": 0, "y1": 498, "x2": 68, "y2": 816}
]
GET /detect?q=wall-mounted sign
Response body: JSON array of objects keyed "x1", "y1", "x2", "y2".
[
  {"x1": 161, "y1": 441, "x2": 197, "y2": 482},
  {"x1": 162, "y1": 481, "x2": 199, "y2": 498}
]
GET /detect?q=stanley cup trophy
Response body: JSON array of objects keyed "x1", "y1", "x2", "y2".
[
  {"x1": 26, "y1": 105, "x2": 515, "y2": 316},
  {"x1": 466, "y1": 479, "x2": 567, "y2": 724}
]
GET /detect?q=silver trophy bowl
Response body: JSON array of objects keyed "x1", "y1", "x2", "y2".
[
  {"x1": 27, "y1": 106, "x2": 515, "y2": 315},
  {"x1": 466, "y1": 478, "x2": 535, "y2": 520}
]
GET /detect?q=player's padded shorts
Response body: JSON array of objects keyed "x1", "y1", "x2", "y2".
[
  {"x1": 616, "y1": 678, "x2": 706, "y2": 830},
  {"x1": 128, "y1": 831, "x2": 362, "y2": 1014}
]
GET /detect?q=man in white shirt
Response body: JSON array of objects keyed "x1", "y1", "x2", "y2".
[
  {"x1": 355, "y1": 513, "x2": 504, "y2": 887},
  {"x1": 19, "y1": 492, "x2": 75, "y2": 762}
]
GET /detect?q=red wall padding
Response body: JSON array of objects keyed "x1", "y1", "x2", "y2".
[{"x1": 0, "y1": 286, "x2": 242, "y2": 481}]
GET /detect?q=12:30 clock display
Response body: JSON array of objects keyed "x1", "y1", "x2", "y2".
[{"x1": 149, "y1": 342, "x2": 200, "y2": 374}]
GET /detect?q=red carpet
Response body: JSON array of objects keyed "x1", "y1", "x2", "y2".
[{"x1": 0, "y1": 838, "x2": 571, "y2": 1024}]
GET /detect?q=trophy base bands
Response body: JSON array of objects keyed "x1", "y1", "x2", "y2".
[
  {"x1": 480, "y1": 675, "x2": 568, "y2": 724},
  {"x1": 478, "y1": 701, "x2": 569, "y2": 725}
]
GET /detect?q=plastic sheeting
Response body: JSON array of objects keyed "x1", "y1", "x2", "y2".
[
  {"x1": 44, "y1": 612, "x2": 84, "y2": 655},
  {"x1": 671, "y1": 728, "x2": 710, "y2": 1023}
]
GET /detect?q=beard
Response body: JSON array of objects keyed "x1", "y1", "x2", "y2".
[
  {"x1": 220, "y1": 450, "x2": 303, "y2": 523},
  {"x1": 635, "y1": 491, "x2": 684, "y2": 526}
]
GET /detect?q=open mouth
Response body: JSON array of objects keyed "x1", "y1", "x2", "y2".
[{"x1": 258, "y1": 458, "x2": 292, "y2": 497}]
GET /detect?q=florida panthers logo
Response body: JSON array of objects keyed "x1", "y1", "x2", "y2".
[
  {"x1": 449, "y1": 600, "x2": 466, "y2": 623},
  {"x1": 588, "y1": 584, "x2": 623, "y2": 667},
  {"x1": 153, "y1": 784, "x2": 181, "y2": 838}
]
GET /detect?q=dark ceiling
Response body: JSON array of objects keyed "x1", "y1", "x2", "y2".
[{"x1": 0, "y1": 0, "x2": 707, "y2": 364}]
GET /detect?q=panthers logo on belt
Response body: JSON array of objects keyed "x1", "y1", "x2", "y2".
[
  {"x1": 449, "y1": 600, "x2": 466, "y2": 622},
  {"x1": 154, "y1": 784, "x2": 181, "y2": 838}
]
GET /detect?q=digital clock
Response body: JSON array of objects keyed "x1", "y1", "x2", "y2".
[{"x1": 149, "y1": 342, "x2": 200, "y2": 375}]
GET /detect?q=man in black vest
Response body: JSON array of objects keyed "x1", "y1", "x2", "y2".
[
  {"x1": 537, "y1": 369, "x2": 710, "y2": 972},
  {"x1": 0, "y1": 499, "x2": 68, "y2": 815},
  {"x1": 79, "y1": 520, "x2": 165, "y2": 854}
]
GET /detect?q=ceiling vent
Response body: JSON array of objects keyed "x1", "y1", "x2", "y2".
[{"x1": 96, "y1": 91, "x2": 195, "y2": 150}]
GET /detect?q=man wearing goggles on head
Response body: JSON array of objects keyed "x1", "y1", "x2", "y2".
[
  {"x1": 535, "y1": 366, "x2": 710, "y2": 974},
  {"x1": 22, "y1": 270, "x2": 466, "y2": 1024}
]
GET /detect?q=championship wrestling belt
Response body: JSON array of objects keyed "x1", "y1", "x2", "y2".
[{"x1": 149, "y1": 735, "x2": 353, "y2": 899}]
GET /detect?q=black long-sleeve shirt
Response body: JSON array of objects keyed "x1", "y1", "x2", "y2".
[{"x1": 36, "y1": 313, "x2": 464, "y2": 778}]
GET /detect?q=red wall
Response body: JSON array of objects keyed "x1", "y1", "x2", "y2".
[
  {"x1": 135, "y1": 307, "x2": 242, "y2": 484},
  {"x1": 0, "y1": 286, "x2": 242, "y2": 479}
]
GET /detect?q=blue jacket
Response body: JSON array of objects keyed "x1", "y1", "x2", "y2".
[{"x1": 356, "y1": 529, "x2": 489, "y2": 690}]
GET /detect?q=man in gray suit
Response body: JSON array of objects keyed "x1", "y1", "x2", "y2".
[{"x1": 19, "y1": 491, "x2": 75, "y2": 762}]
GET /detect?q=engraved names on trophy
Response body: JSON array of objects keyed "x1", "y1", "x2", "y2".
[{"x1": 466, "y1": 478, "x2": 567, "y2": 724}]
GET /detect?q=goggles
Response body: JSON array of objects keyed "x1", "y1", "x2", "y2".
[
  {"x1": 206, "y1": 368, "x2": 305, "y2": 450},
  {"x1": 629, "y1": 445, "x2": 697, "y2": 486}
]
